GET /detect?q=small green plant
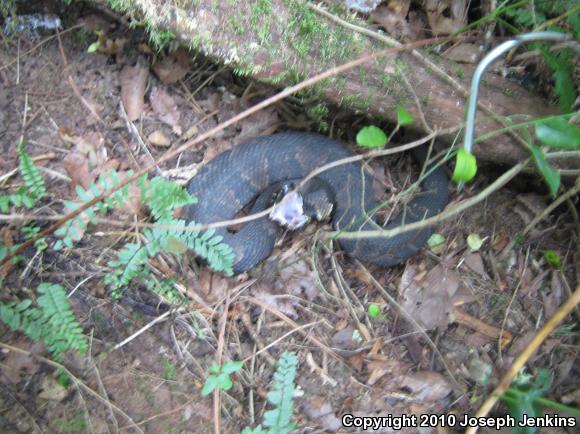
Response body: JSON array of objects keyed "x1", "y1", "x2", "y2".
[
  {"x1": 499, "y1": 1, "x2": 578, "y2": 113},
  {"x1": 201, "y1": 360, "x2": 244, "y2": 396},
  {"x1": 356, "y1": 126, "x2": 388, "y2": 149},
  {"x1": 54, "y1": 169, "x2": 234, "y2": 297},
  {"x1": 53, "y1": 412, "x2": 87, "y2": 433},
  {"x1": 0, "y1": 283, "x2": 88, "y2": 360},
  {"x1": 1, "y1": 141, "x2": 47, "y2": 213},
  {"x1": 501, "y1": 368, "x2": 580, "y2": 434},
  {"x1": 543, "y1": 249, "x2": 562, "y2": 269},
  {"x1": 367, "y1": 303, "x2": 381, "y2": 319},
  {"x1": 243, "y1": 352, "x2": 298, "y2": 434}
]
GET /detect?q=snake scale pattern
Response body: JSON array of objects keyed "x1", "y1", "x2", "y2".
[{"x1": 184, "y1": 132, "x2": 449, "y2": 273}]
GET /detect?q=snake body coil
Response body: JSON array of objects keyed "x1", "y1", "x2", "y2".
[{"x1": 184, "y1": 132, "x2": 448, "y2": 273}]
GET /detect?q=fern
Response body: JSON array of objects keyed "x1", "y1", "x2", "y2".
[
  {"x1": 17, "y1": 141, "x2": 47, "y2": 201},
  {"x1": 143, "y1": 177, "x2": 197, "y2": 220},
  {"x1": 51, "y1": 169, "x2": 234, "y2": 295},
  {"x1": 0, "y1": 187, "x2": 35, "y2": 213},
  {"x1": 54, "y1": 170, "x2": 134, "y2": 250},
  {"x1": 106, "y1": 218, "x2": 235, "y2": 296},
  {"x1": 146, "y1": 278, "x2": 184, "y2": 304},
  {"x1": 0, "y1": 283, "x2": 87, "y2": 359},
  {"x1": 0, "y1": 142, "x2": 47, "y2": 213},
  {"x1": 243, "y1": 352, "x2": 298, "y2": 434}
]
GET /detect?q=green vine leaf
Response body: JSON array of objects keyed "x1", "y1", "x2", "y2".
[
  {"x1": 530, "y1": 144, "x2": 560, "y2": 197},
  {"x1": 396, "y1": 104, "x2": 414, "y2": 126},
  {"x1": 356, "y1": 126, "x2": 388, "y2": 149},
  {"x1": 452, "y1": 149, "x2": 477, "y2": 183},
  {"x1": 535, "y1": 118, "x2": 580, "y2": 149}
]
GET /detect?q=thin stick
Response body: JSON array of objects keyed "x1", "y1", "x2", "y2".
[
  {"x1": 0, "y1": 341, "x2": 144, "y2": 434},
  {"x1": 467, "y1": 285, "x2": 580, "y2": 434},
  {"x1": 324, "y1": 159, "x2": 528, "y2": 240},
  {"x1": 1, "y1": 37, "x2": 449, "y2": 265}
]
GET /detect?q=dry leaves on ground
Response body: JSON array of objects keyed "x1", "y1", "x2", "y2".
[{"x1": 120, "y1": 62, "x2": 149, "y2": 121}]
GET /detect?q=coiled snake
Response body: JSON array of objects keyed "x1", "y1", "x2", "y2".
[{"x1": 184, "y1": 132, "x2": 449, "y2": 273}]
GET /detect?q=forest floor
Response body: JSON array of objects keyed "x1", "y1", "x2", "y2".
[{"x1": 0, "y1": 2, "x2": 578, "y2": 434}]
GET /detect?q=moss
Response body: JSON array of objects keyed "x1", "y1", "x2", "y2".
[
  {"x1": 251, "y1": 0, "x2": 272, "y2": 45},
  {"x1": 147, "y1": 28, "x2": 176, "y2": 52},
  {"x1": 307, "y1": 103, "x2": 330, "y2": 131}
]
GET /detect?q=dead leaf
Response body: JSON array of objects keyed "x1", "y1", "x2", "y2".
[
  {"x1": 274, "y1": 258, "x2": 319, "y2": 301},
  {"x1": 331, "y1": 325, "x2": 359, "y2": 351},
  {"x1": 38, "y1": 375, "x2": 68, "y2": 401},
  {"x1": 148, "y1": 130, "x2": 171, "y2": 147},
  {"x1": 543, "y1": 272, "x2": 564, "y2": 318},
  {"x1": 0, "y1": 226, "x2": 16, "y2": 280},
  {"x1": 98, "y1": 37, "x2": 127, "y2": 56},
  {"x1": 371, "y1": 1, "x2": 411, "y2": 39},
  {"x1": 462, "y1": 252, "x2": 488, "y2": 279},
  {"x1": 63, "y1": 151, "x2": 91, "y2": 190},
  {"x1": 0, "y1": 339, "x2": 44, "y2": 384},
  {"x1": 491, "y1": 230, "x2": 509, "y2": 252},
  {"x1": 79, "y1": 14, "x2": 113, "y2": 33},
  {"x1": 252, "y1": 290, "x2": 299, "y2": 318},
  {"x1": 120, "y1": 62, "x2": 149, "y2": 121},
  {"x1": 443, "y1": 43, "x2": 481, "y2": 64},
  {"x1": 152, "y1": 48, "x2": 192, "y2": 84},
  {"x1": 192, "y1": 270, "x2": 232, "y2": 304},
  {"x1": 202, "y1": 139, "x2": 232, "y2": 163},
  {"x1": 425, "y1": 0, "x2": 467, "y2": 35},
  {"x1": 301, "y1": 397, "x2": 342, "y2": 432},
  {"x1": 399, "y1": 263, "x2": 459, "y2": 330},
  {"x1": 233, "y1": 108, "x2": 280, "y2": 146},
  {"x1": 150, "y1": 86, "x2": 182, "y2": 135},
  {"x1": 399, "y1": 371, "x2": 452, "y2": 402}
]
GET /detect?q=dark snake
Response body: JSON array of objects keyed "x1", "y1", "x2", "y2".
[{"x1": 184, "y1": 132, "x2": 449, "y2": 273}]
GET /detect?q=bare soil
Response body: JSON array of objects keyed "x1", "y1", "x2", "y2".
[{"x1": 0, "y1": 3, "x2": 578, "y2": 434}]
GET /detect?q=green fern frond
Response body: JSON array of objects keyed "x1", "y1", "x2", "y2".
[
  {"x1": 243, "y1": 351, "x2": 298, "y2": 434},
  {"x1": 37, "y1": 283, "x2": 87, "y2": 355},
  {"x1": 54, "y1": 169, "x2": 132, "y2": 249},
  {"x1": 144, "y1": 177, "x2": 198, "y2": 221},
  {"x1": 0, "y1": 284, "x2": 87, "y2": 359},
  {"x1": 17, "y1": 141, "x2": 47, "y2": 201},
  {"x1": 0, "y1": 187, "x2": 35, "y2": 213}
]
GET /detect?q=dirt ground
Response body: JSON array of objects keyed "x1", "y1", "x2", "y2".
[{"x1": 0, "y1": 2, "x2": 578, "y2": 434}]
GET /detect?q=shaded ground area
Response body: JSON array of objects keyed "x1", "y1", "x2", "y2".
[{"x1": 0, "y1": 3, "x2": 578, "y2": 434}]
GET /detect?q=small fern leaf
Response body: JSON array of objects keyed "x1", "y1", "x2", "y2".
[
  {"x1": 263, "y1": 352, "x2": 298, "y2": 434},
  {"x1": 37, "y1": 283, "x2": 87, "y2": 355},
  {"x1": 145, "y1": 177, "x2": 197, "y2": 221},
  {"x1": 17, "y1": 141, "x2": 47, "y2": 201}
]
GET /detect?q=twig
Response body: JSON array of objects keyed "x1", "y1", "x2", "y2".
[
  {"x1": 467, "y1": 285, "x2": 580, "y2": 433},
  {"x1": 308, "y1": 2, "x2": 531, "y2": 150},
  {"x1": 243, "y1": 296, "x2": 342, "y2": 363},
  {"x1": 324, "y1": 158, "x2": 528, "y2": 240},
  {"x1": 523, "y1": 176, "x2": 580, "y2": 236},
  {"x1": 112, "y1": 309, "x2": 173, "y2": 350},
  {"x1": 356, "y1": 262, "x2": 462, "y2": 388},
  {"x1": 0, "y1": 341, "x2": 144, "y2": 434},
  {"x1": 0, "y1": 153, "x2": 56, "y2": 185},
  {"x1": 242, "y1": 320, "x2": 322, "y2": 363},
  {"x1": 1, "y1": 37, "x2": 450, "y2": 265},
  {"x1": 213, "y1": 293, "x2": 231, "y2": 434},
  {"x1": 55, "y1": 28, "x2": 104, "y2": 124}
]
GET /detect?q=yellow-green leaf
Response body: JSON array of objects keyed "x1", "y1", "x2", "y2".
[{"x1": 452, "y1": 149, "x2": 477, "y2": 183}]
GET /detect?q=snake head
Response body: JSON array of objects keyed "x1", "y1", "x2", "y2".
[{"x1": 269, "y1": 191, "x2": 309, "y2": 230}]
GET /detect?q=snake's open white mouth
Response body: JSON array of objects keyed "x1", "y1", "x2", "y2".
[{"x1": 269, "y1": 191, "x2": 309, "y2": 230}]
